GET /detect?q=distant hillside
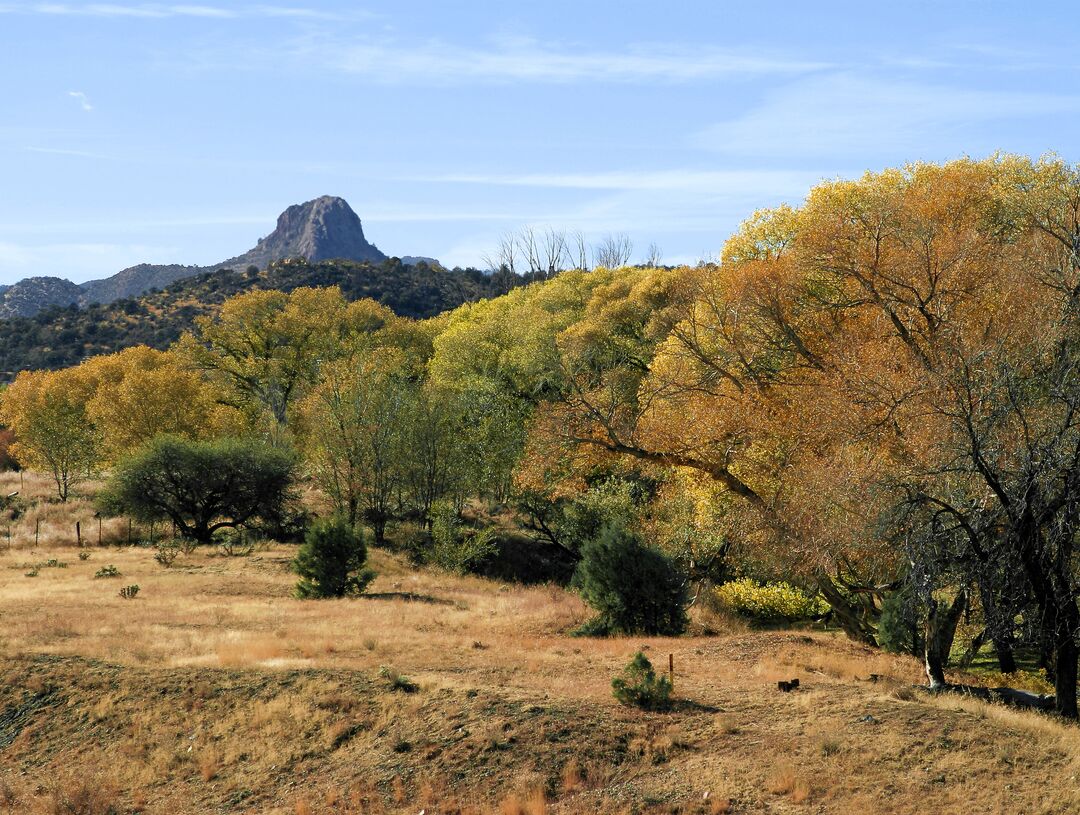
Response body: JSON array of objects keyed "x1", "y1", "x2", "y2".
[
  {"x1": 0, "y1": 257, "x2": 516, "y2": 373},
  {"x1": 0, "y1": 196, "x2": 394, "y2": 318}
]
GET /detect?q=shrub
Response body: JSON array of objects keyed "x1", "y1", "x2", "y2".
[
  {"x1": 713, "y1": 578, "x2": 829, "y2": 622},
  {"x1": 293, "y1": 516, "x2": 374, "y2": 599},
  {"x1": 78, "y1": 551, "x2": 90, "y2": 561},
  {"x1": 429, "y1": 503, "x2": 498, "y2": 575},
  {"x1": 98, "y1": 435, "x2": 297, "y2": 544},
  {"x1": 153, "y1": 541, "x2": 180, "y2": 567},
  {"x1": 612, "y1": 652, "x2": 672, "y2": 710},
  {"x1": 94, "y1": 565, "x2": 120, "y2": 579},
  {"x1": 877, "y1": 582, "x2": 924, "y2": 655},
  {"x1": 216, "y1": 528, "x2": 254, "y2": 557},
  {"x1": 379, "y1": 665, "x2": 419, "y2": 693},
  {"x1": 573, "y1": 524, "x2": 688, "y2": 636},
  {"x1": 119, "y1": 584, "x2": 139, "y2": 599}
]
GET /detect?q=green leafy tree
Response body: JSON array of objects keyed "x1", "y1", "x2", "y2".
[
  {"x1": 99, "y1": 435, "x2": 297, "y2": 544},
  {"x1": 574, "y1": 524, "x2": 688, "y2": 636},
  {"x1": 0, "y1": 368, "x2": 100, "y2": 501},
  {"x1": 293, "y1": 516, "x2": 374, "y2": 598}
]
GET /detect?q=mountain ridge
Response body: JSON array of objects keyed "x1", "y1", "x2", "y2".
[{"x1": 0, "y1": 196, "x2": 397, "y2": 318}]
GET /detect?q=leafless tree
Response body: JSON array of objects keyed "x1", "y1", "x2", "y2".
[
  {"x1": 516, "y1": 226, "x2": 542, "y2": 276},
  {"x1": 540, "y1": 228, "x2": 569, "y2": 276},
  {"x1": 569, "y1": 229, "x2": 590, "y2": 271},
  {"x1": 644, "y1": 242, "x2": 663, "y2": 267},
  {"x1": 593, "y1": 233, "x2": 634, "y2": 268},
  {"x1": 481, "y1": 231, "x2": 518, "y2": 275}
]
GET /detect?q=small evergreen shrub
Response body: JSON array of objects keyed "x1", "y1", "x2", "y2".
[
  {"x1": 294, "y1": 516, "x2": 374, "y2": 599},
  {"x1": 78, "y1": 550, "x2": 91, "y2": 561},
  {"x1": 119, "y1": 584, "x2": 140, "y2": 599},
  {"x1": 713, "y1": 578, "x2": 829, "y2": 622},
  {"x1": 573, "y1": 524, "x2": 688, "y2": 636},
  {"x1": 94, "y1": 565, "x2": 121, "y2": 579},
  {"x1": 612, "y1": 651, "x2": 672, "y2": 710}
]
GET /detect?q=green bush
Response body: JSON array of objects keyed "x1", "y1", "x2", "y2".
[
  {"x1": 612, "y1": 651, "x2": 672, "y2": 711},
  {"x1": 94, "y1": 565, "x2": 121, "y2": 579},
  {"x1": 98, "y1": 435, "x2": 297, "y2": 545},
  {"x1": 429, "y1": 502, "x2": 498, "y2": 575},
  {"x1": 713, "y1": 578, "x2": 828, "y2": 622},
  {"x1": 293, "y1": 516, "x2": 374, "y2": 599},
  {"x1": 573, "y1": 524, "x2": 688, "y2": 636},
  {"x1": 878, "y1": 583, "x2": 924, "y2": 655}
]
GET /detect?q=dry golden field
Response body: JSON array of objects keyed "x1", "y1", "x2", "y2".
[{"x1": 0, "y1": 476, "x2": 1078, "y2": 814}]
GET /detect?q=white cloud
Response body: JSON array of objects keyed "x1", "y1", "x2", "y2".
[
  {"x1": 696, "y1": 73, "x2": 1080, "y2": 158},
  {"x1": 67, "y1": 90, "x2": 92, "y2": 111}
]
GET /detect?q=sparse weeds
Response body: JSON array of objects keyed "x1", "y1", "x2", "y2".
[{"x1": 379, "y1": 666, "x2": 418, "y2": 693}]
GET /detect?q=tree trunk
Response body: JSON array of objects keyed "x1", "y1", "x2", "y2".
[
  {"x1": 924, "y1": 590, "x2": 967, "y2": 688},
  {"x1": 1052, "y1": 594, "x2": 1080, "y2": 719},
  {"x1": 993, "y1": 633, "x2": 1017, "y2": 674},
  {"x1": 814, "y1": 574, "x2": 878, "y2": 646}
]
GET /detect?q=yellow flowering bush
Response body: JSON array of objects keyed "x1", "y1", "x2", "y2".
[{"x1": 714, "y1": 578, "x2": 829, "y2": 622}]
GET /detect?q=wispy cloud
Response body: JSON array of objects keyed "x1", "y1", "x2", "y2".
[
  {"x1": 696, "y1": 73, "x2": 1080, "y2": 158},
  {"x1": 67, "y1": 90, "x2": 92, "y2": 111},
  {"x1": 328, "y1": 36, "x2": 831, "y2": 84},
  {"x1": 421, "y1": 168, "x2": 826, "y2": 195},
  {"x1": 0, "y1": 3, "x2": 368, "y2": 19},
  {"x1": 26, "y1": 146, "x2": 105, "y2": 158}
]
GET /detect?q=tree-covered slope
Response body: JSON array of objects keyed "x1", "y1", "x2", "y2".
[{"x1": 0, "y1": 257, "x2": 515, "y2": 373}]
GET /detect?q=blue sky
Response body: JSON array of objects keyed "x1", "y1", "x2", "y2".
[{"x1": 1, "y1": 1, "x2": 1079, "y2": 283}]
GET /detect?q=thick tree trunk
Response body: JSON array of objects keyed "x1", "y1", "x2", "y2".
[
  {"x1": 924, "y1": 591, "x2": 967, "y2": 688},
  {"x1": 814, "y1": 575, "x2": 878, "y2": 646},
  {"x1": 1053, "y1": 597, "x2": 1080, "y2": 719},
  {"x1": 993, "y1": 633, "x2": 1017, "y2": 674}
]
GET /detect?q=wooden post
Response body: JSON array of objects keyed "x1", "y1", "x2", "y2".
[
  {"x1": 127, "y1": 518, "x2": 132, "y2": 545},
  {"x1": 76, "y1": 521, "x2": 81, "y2": 547},
  {"x1": 98, "y1": 517, "x2": 102, "y2": 546},
  {"x1": 34, "y1": 519, "x2": 39, "y2": 547},
  {"x1": 669, "y1": 653, "x2": 674, "y2": 690},
  {"x1": 149, "y1": 521, "x2": 155, "y2": 545}
]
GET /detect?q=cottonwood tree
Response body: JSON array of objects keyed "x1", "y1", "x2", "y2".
[
  {"x1": 0, "y1": 368, "x2": 99, "y2": 501},
  {"x1": 298, "y1": 351, "x2": 414, "y2": 543},
  {"x1": 178, "y1": 287, "x2": 393, "y2": 429}
]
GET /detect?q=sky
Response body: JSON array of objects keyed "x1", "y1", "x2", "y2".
[{"x1": 1, "y1": 1, "x2": 1080, "y2": 284}]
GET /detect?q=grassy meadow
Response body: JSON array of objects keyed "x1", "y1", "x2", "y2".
[{"x1": 0, "y1": 475, "x2": 1076, "y2": 815}]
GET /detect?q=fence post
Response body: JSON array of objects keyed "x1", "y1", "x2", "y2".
[{"x1": 76, "y1": 521, "x2": 81, "y2": 547}]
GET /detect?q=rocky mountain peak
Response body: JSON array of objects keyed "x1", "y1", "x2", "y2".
[{"x1": 230, "y1": 195, "x2": 386, "y2": 269}]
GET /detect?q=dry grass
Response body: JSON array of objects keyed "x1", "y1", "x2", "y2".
[{"x1": 0, "y1": 490, "x2": 1079, "y2": 814}]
